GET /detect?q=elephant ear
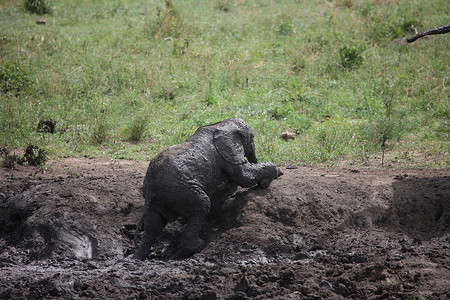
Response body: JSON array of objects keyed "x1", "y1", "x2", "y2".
[{"x1": 213, "y1": 121, "x2": 246, "y2": 165}]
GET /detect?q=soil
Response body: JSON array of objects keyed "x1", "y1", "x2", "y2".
[{"x1": 0, "y1": 158, "x2": 449, "y2": 299}]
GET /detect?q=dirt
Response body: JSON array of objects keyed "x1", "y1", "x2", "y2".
[{"x1": 0, "y1": 158, "x2": 449, "y2": 299}]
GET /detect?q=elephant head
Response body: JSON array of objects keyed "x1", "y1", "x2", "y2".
[{"x1": 213, "y1": 118, "x2": 258, "y2": 165}]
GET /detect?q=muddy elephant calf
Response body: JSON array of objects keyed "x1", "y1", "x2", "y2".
[{"x1": 134, "y1": 118, "x2": 281, "y2": 260}]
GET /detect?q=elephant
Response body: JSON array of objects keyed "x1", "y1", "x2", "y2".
[{"x1": 134, "y1": 118, "x2": 282, "y2": 260}]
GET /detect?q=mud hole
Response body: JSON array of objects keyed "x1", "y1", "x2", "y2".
[{"x1": 0, "y1": 159, "x2": 449, "y2": 299}]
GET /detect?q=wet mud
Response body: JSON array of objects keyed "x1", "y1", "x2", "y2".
[{"x1": 0, "y1": 159, "x2": 449, "y2": 299}]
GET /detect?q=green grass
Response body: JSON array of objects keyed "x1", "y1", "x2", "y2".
[{"x1": 0, "y1": 0, "x2": 449, "y2": 167}]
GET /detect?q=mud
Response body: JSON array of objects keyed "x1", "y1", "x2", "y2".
[{"x1": 0, "y1": 158, "x2": 449, "y2": 299}]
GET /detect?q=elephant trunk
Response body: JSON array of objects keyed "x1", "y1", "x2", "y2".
[{"x1": 246, "y1": 144, "x2": 258, "y2": 164}]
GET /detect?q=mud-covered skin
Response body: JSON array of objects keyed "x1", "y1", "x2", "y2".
[{"x1": 134, "y1": 118, "x2": 281, "y2": 260}]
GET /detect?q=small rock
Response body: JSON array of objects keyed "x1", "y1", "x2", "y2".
[
  {"x1": 319, "y1": 280, "x2": 333, "y2": 290},
  {"x1": 350, "y1": 253, "x2": 368, "y2": 263},
  {"x1": 278, "y1": 270, "x2": 294, "y2": 288},
  {"x1": 387, "y1": 254, "x2": 405, "y2": 261},
  {"x1": 285, "y1": 291, "x2": 301, "y2": 299},
  {"x1": 59, "y1": 191, "x2": 73, "y2": 198},
  {"x1": 227, "y1": 291, "x2": 248, "y2": 300},
  {"x1": 340, "y1": 257, "x2": 350, "y2": 264},
  {"x1": 86, "y1": 262, "x2": 98, "y2": 270},
  {"x1": 256, "y1": 275, "x2": 269, "y2": 285},
  {"x1": 413, "y1": 272, "x2": 421, "y2": 282},
  {"x1": 237, "y1": 242, "x2": 256, "y2": 253},
  {"x1": 293, "y1": 250, "x2": 309, "y2": 260},
  {"x1": 280, "y1": 129, "x2": 297, "y2": 141},
  {"x1": 37, "y1": 118, "x2": 56, "y2": 133},
  {"x1": 220, "y1": 267, "x2": 238, "y2": 275},
  {"x1": 333, "y1": 283, "x2": 350, "y2": 297},
  {"x1": 401, "y1": 244, "x2": 415, "y2": 253},
  {"x1": 234, "y1": 276, "x2": 249, "y2": 293},
  {"x1": 322, "y1": 114, "x2": 332, "y2": 121},
  {"x1": 403, "y1": 282, "x2": 415, "y2": 290}
]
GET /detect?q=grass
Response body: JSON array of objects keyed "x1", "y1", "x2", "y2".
[{"x1": 0, "y1": 0, "x2": 449, "y2": 167}]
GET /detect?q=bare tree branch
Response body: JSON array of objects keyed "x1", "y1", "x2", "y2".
[{"x1": 407, "y1": 24, "x2": 450, "y2": 43}]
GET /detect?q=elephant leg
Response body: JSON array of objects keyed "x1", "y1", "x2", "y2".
[
  {"x1": 173, "y1": 190, "x2": 210, "y2": 259},
  {"x1": 176, "y1": 215, "x2": 206, "y2": 258},
  {"x1": 209, "y1": 182, "x2": 238, "y2": 216},
  {"x1": 134, "y1": 208, "x2": 166, "y2": 260}
]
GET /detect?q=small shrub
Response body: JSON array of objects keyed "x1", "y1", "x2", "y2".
[
  {"x1": 339, "y1": 43, "x2": 365, "y2": 69},
  {"x1": 358, "y1": 117, "x2": 404, "y2": 165},
  {"x1": 203, "y1": 82, "x2": 217, "y2": 106},
  {"x1": 204, "y1": 94, "x2": 216, "y2": 106},
  {"x1": 0, "y1": 61, "x2": 35, "y2": 94},
  {"x1": 217, "y1": 0, "x2": 231, "y2": 12},
  {"x1": 122, "y1": 116, "x2": 147, "y2": 142},
  {"x1": 23, "y1": 145, "x2": 47, "y2": 166},
  {"x1": 1, "y1": 148, "x2": 24, "y2": 168},
  {"x1": 316, "y1": 128, "x2": 337, "y2": 154},
  {"x1": 367, "y1": 8, "x2": 422, "y2": 42},
  {"x1": 172, "y1": 38, "x2": 189, "y2": 55},
  {"x1": 156, "y1": 83, "x2": 178, "y2": 101},
  {"x1": 288, "y1": 115, "x2": 312, "y2": 133},
  {"x1": 357, "y1": 2, "x2": 374, "y2": 18},
  {"x1": 277, "y1": 17, "x2": 294, "y2": 35},
  {"x1": 291, "y1": 56, "x2": 306, "y2": 73},
  {"x1": 24, "y1": 0, "x2": 51, "y2": 15},
  {"x1": 90, "y1": 118, "x2": 110, "y2": 145},
  {"x1": 314, "y1": 125, "x2": 352, "y2": 162},
  {"x1": 155, "y1": 0, "x2": 183, "y2": 38},
  {"x1": 333, "y1": 0, "x2": 355, "y2": 9},
  {"x1": 268, "y1": 106, "x2": 292, "y2": 120},
  {"x1": 1, "y1": 146, "x2": 46, "y2": 168}
]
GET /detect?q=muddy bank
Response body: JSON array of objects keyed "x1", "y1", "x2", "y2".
[{"x1": 0, "y1": 159, "x2": 449, "y2": 299}]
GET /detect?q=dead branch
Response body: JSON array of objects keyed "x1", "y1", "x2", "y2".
[{"x1": 407, "y1": 24, "x2": 450, "y2": 43}]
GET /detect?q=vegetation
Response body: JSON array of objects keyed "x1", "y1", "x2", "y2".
[
  {"x1": 1, "y1": 145, "x2": 47, "y2": 168},
  {"x1": 24, "y1": 0, "x2": 51, "y2": 15},
  {"x1": 0, "y1": 0, "x2": 448, "y2": 167},
  {"x1": 0, "y1": 61, "x2": 35, "y2": 94}
]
